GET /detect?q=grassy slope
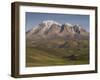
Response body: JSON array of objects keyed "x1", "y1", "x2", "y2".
[{"x1": 26, "y1": 39, "x2": 89, "y2": 67}]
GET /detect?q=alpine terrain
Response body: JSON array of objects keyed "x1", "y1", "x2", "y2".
[{"x1": 26, "y1": 20, "x2": 89, "y2": 67}]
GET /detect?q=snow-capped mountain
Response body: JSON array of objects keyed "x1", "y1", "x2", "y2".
[{"x1": 26, "y1": 20, "x2": 89, "y2": 40}]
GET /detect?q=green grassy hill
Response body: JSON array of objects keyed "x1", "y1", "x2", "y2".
[{"x1": 26, "y1": 39, "x2": 89, "y2": 67}]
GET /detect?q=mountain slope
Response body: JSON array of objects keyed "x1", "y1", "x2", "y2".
[{"x1": 26, "y1": 20, "x2": 89, "y2": 67}]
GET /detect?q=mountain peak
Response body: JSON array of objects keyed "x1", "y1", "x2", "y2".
[
  {"x1": 26, "y1": 20, "x2": 88, "y2": 40},
  {"x1": 64, "y1": 23, "x2": 73, "y2": 27},
  {"x1": 73, "y1": 24, "x2": 82, "y2": 28},
  {"x1": 42, "y1": 20, "x2": 61, "y2": 26}
]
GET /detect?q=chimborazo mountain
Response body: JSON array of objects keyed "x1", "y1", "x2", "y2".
[
  {"x1": 26, "y1": 20, "x2": 89, "y2": 67},
  {"x1": 26, "y1": 20, "x2": 89, "y2": 40}
]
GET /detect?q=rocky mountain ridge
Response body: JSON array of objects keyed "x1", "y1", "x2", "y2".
[{"x1": 26, "y1": 20, "x2": 89, "y2": 40}]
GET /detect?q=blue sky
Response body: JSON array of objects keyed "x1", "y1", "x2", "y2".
[{"x1": 25, "y1": 12, "x2": 90, "y2": 32}]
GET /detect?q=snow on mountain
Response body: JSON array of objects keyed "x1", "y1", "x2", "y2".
[
  {"x1": 42, "y1": 20, "x2": 61, "y2": 26},
  {"x1": 64, "y1": 23, "x2": 73, "y2": 27},
  {"x1": 39, "y1": 20, "x2": 61, "y2": 34}
]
